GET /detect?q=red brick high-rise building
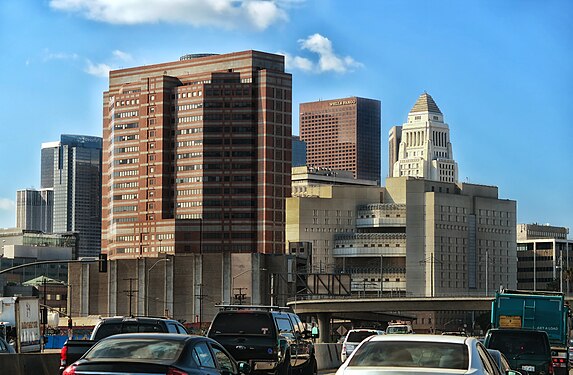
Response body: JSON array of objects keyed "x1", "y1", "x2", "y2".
[
  {"x1": 300, "y1": 97, "x2": 381, "y2": 183},
  {"x1": 102, "y1": 51, "x2": 292, "y2": 259}
]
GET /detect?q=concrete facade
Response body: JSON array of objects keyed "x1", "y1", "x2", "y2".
[
  {"x1": 516, "y1": 223, "x2": 573, "y2": 292},
  {"x1": 286, "y1": 174, "x2": 517, "y2": 298}
]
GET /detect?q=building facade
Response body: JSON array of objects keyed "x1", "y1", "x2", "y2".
[
  {"x1": 16, "y1": 188, "x2": 53, "y2": 232},
  {"x1": 102, "y1": 51, "x2": 291, "y2": 260},
  {"x1": 292, "y1": 135, "x2": 307, "y2": 167},
  {"x1": 516, "y1": 224, "x2": 573, "y2": 293},
  {"x1": 390, "y1": 93, "x2": 458, "y2": 183},
  {"x1": 41, "y1": 135, "x2": 103, "y2": 258},
  {"x1": 300, "y1": 97, "x2": 381, "y2": 183}
]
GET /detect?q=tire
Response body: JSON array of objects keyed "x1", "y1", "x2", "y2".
[
  {"x1": 305, "y1": 356, "x2": 317, "y2": 375},
  {"x1": 276, "y1": 355, "x2": 292, "y2": 375}
]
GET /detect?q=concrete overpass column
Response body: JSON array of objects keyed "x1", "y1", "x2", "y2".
[{"x1": 317, "y1": 312, "x2": 331, "y2": 343}]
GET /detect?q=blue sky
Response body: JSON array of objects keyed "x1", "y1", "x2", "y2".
[{"x1": 0, "y1": 0, "x2": 571, "y2": 236}]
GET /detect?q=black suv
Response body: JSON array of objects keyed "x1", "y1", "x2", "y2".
[
  {"x1": 484, "y1": 328, "x2": 552, "y2": 375},
  {"x1": 207, "y1": 306, "x2": 317, "y2": 375}
]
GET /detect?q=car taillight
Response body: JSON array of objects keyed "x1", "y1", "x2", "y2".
[
  {"x1": 167, "y1": 368, "x2": 189, "y2": 375},
  {"x1": 342, "y1": 343, "x2": 346, "y2": 352},
  {"x1": 62, "y1": 365, "x2": 76, "y2": 375},
  {"x1": 60, "y1": 345, "x2": 68, "y2": 366}
]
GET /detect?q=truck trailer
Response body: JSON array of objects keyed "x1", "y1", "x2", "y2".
[
  {"x1": 490, "y1": 289, "x2": 570, "y2": 374},
  {"x1": 0, "y1": 296, "x2": 41, "y2": 353}
]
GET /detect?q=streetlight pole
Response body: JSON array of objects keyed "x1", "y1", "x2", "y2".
[{"x1": 146, "y1": 258, "x2": 170, "y2": 316}]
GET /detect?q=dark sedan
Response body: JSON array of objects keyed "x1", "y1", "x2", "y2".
[{"x1": 62, "y1": 333, "x2": 251, "y2": 375}]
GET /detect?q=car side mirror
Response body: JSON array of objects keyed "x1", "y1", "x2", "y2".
[
  {"x1": 506, "y1": 370, "x2": 527, "y2": 375},
  {"x1": 238, "y1": 362, "x2": 251, "y2": 374}
]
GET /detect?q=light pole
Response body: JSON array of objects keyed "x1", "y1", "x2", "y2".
[
  {"x1": 146, "y1": 258, "x2": 170, "y2": 315},
  {"x1": 231, "y1": 268, "x2": 266, "y2": 304},
  {"x1": 419, "y1": 255, "x2": 441, "y2": 297}
]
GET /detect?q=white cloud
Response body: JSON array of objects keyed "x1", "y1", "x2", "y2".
[
  {"x1": 297, "y1": 33, "x2": 363, "y2": 73},
  {"x1": 282, "y1": 52, "x2": 313, "y2": 72},
  {"x1": 85, "y1": 60, "x2": 112, "y2": 77},
  {"x1": 112, "y1": 50, "x2": 132, "y2": 62},
  {"x1": 43, "y1": 50, "x2": 79, "y2": 62},
  {"x1": 50, "y1": 0, "x2": 289, "y2": 30},
  {"x1": 0, "y1": 198, "x2": 15, "y2": 212}
]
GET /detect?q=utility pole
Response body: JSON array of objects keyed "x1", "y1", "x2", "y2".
[
  {"x1": 233, "y1": 287, "x2": 247, "y2": 305},
  {"x1": 196, "y1": 283, "x2": 206, "y2": 331},
  {"x1": 123, "y1": 278, "x2": 138, "y2": 316}
]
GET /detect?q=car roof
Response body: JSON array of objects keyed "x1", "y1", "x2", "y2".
[
  {"x1": 99, "y1": 316, "x2": 179, "y2": 323},
  {"x1": 348, "y1": 328, "x2": 384, "y2": 333},
  {"x1": 369, "y1": 334, "x2": 473, "y2": 345},
  {"x1": 99, "y1": 333, "x2": 203, "y2": 341}
]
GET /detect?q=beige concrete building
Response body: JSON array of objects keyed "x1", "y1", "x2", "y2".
[
  {"x1": 287, "y1": 141, "x2": 517, "y2": 299},
  {"x1": 516, "y1": 223, "x2": 573, "y2": 292}
]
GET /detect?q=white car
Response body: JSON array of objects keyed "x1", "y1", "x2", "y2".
[
  {"x1": 341, "y1": 329, "x2": 385, "y2": 362},
  {"x1": 335, "y1": 334, "x2": 525, "y2": 375}
]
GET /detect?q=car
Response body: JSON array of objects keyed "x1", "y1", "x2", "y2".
[
  {"x1": 60, "y1": 315, "x2": 190, "y2": 374},
  {"x1": 341, "y1": 329, "x2": 385, "y2": 362},
  {"x1": 385, "y1": 322, "x2": 413, "y2": 334},
  {"x1": 207, "y1": 305, "x2": 317, "y2": 375},
  {"x1": 61, "y1": 333, "x2": 251, "y2": 375},
  {"x1": 488, "y1": 349, "x2": 512, "y2": 373},
  {"x1": 334, "y1": 334, "x2": 526, "y2": 375},
  {"x1": 484, "y1": 328, "x2": 552, "y2": 375},
  {"x1": 0, "y1": 337, "x2": 16, "y2": 354}
]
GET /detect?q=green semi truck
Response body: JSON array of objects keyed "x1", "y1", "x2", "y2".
[{"x1": 489, "y1": 289, "x2": 570, "y2": 375}]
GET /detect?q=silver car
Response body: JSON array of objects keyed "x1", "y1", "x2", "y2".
[
  {"x1": 341, "y1": 329, "x2": 385, "y2": 362},
  {"x1": 335, "y1": 334, "x2": 525, "y2": 375}
]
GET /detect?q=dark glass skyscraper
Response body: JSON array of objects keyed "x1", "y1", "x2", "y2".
[{"x1": 41, "y1": 135, "x2": 103, "y2": 258}]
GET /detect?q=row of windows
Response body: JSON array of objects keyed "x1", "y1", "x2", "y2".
[
  {"x1": 114, "y1": 134, "x2": 139, "y2": 142},
  {"x1": 174, "y1": 103, "x2": 203, "y2": 111},
  {"x1": 112, "y1": 217, "x2": 138, "y2": 223},
  {"x1": 113, "y1": 205, "x2": 138, "y2": 213},
  {"x1": 114, "y1": 110, "x2": 138, "y2": 119},
  {"x1": 177, "y1": 140, "x2": 203, "y2": 147},
  {"x1": 114, "y1": 158, "x2": 138, "y2": 165},
  {"x1": 176, "y1": 213, "x2": 203, "y2": 219},
  {"x1": 113, "y1": 170, "x2": 138, "y2": 177},
  {"x1": 313, "y1": 209, "x2": 353, "y2": 217},
  {"x1": 176, "y1": 91, "x2": 202, "y2": 99},
  {"x1": 177, "y1": 165, "x2": 203, "y2": 171},
  {"x1": 177, "y1": 152, "x2": 202, "y2": 159},
  {"x1": 112, "y1": 194, "x2": 137, "y2": 200},
  {"x1": 177, "y1": 189, "x2": 202, "y2": 195},
  {"x1": 116, "y1": 235, "x2": 136, "y2": 242},
  {"x1": 175, "y1": 177, "x2": 203, "y2": 183},
  {"x1": 115, "y1": 146, "x2": 139, "y2": 153},
  {"x1": 112, "y1": 182, "x2": 138, "y2": 189},
  {"x1": 113, "y1": 122, "x2": 138, "y2": 130},
  {"x1": 116, "y1": 99, "x2": 140, "y2": 107},
  {"x1": 177, "y1": 128, "x2": 203, "y2": 135},
  {"x1": 178, "y1": 115, "x2": 203, "y2": 123},
  {"x1": 177, "y1": 201, "x2": 202, "y2": 207}
]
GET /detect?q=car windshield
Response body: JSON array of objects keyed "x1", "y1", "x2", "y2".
[
  {"x1": 488, "y1": 332, "x2": 550, "y2": 357},
  {"x1": 86, "y1": 338, "x2": 184, "y2": 361},
  {"x1": 348, "y1": 341, "x2": 469, "y2": 370},
  {"x1": 347, "y1": 331, "x2": 379, "y2": 342},
  {"x1": 210, "y1": 313, "x2": 275, "y2": 336},
  {"x1": 93, "y1": 322, "x2": 164, "y2": 340}
]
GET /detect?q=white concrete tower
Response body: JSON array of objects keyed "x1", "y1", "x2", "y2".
[{"x1": 392, "y1": 93, "x2": 458, "y2": 182}]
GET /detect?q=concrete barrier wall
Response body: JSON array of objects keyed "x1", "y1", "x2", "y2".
[
  {"x1": 315, "y1": 343, "x2": 342, "y2": 371},
  {"x1": 0, "y1": 353, "x2": 60, "y2": 375}
]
